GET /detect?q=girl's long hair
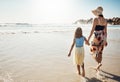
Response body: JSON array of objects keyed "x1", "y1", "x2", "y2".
[{"x1": 74, "y1": 27, "x2": 83, "y2": 38}]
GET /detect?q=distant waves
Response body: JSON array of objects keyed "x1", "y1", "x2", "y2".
[
  {"x1": 0, "y1": 30, "x2": 74, "y2": 35},
  {"x1": 0, "y1": 25, "x2": 120, "y2": 35}
]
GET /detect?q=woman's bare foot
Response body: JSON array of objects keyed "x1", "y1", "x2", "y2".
[
  {"x1": 93, "y1": 67, "x2": 98, "y2": 71},
  {"x1": 97, "y1": 63, "x2": 102, "y2": 70},
  {"x1": 93, "y1": 63, "x2": 102, "y2": 72}
]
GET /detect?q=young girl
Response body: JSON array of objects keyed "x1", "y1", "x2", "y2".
[{"x1": 68, "y1": 27, "x2": 89, "y2": 77}]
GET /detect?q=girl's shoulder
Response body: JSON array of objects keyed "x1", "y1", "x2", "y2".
[
  {"x1": 75, "y1": 36, "x2": 86, "y2": 40},
  {"x1": 82, "y1": 36, "x2": 87, "y2": 40},
  {"x1": 82, "y1": 36, "x2": 86, "y2": 39},
  {"x1": 79, "y1": 36, "x2": 86, "y2": 41}
]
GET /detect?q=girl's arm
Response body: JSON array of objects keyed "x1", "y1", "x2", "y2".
[
  {"x1": 88, "y1": 18, "x2": 97, "y2": 42},
  {"x1": 84, "y1": 37, "x2": 90, "y2": 45},
  {"x1": 68, "y1": 38, "x2": 75, "y2": 57}
]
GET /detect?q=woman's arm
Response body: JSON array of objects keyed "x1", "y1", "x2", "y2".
[
  {"x1": 68, "y1": 38, "x2": 75, "y2": 57},
  {"x1": 104, "y1": 20, "x2": 107, "y2": 38},
  {"x1": 88, "y1": 18, "x2": 97, "y2": 42},
  {"x1": 104, "y1": 20, "x2": 108, "y2": 46}
]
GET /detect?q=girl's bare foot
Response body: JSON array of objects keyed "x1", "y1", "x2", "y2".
[
  {"x1": 82, "y1": 70, "x2": 85, "y2": 77},
  {"x1": 78, "y1": 71, "x2": 81, "y2": 75}
]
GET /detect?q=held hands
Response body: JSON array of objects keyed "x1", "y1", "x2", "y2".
[
  {"x1": 85, "y1": 41, "x2": 90, "y2": 46},
  {"x1": 88, "y1": 38, "x2": 90, "y2": 45},
  {"x1": 85, "y1": 39, "x2": 90, "y2": 46}
]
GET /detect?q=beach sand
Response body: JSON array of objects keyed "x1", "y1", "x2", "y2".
[{"x1": 0, "y1": 28, "x2": 120, "y2": 82}]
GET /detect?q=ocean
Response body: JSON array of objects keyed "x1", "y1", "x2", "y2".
[{"x1": 0, "y1": 24, "x2": 120, "y2": 42}]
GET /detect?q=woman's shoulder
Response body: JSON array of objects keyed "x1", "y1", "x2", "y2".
[
  {"x1": 93, "y1": 18, "x2": 98, "y2": 24},
  {"x1": 94, "y1": 18, "x2": 98, "y2": 21},
  {"x1": 101, "y1": 18, "x2": 107, "y2": 25}
]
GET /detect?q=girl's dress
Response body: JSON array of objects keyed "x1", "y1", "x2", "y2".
[{"x1": 74, "y1": 36, "x2": 85, "y2": 65}]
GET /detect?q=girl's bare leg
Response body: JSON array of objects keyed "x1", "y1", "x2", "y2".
[
  {"x1": 81, "y1": 63, "x2": 85, "y2": 77},
  {"x1": 77, "y1": 65, "x2": 81, "y2": 75}
]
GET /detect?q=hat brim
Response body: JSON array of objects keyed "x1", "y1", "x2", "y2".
[{"x1": 92, "y1": 10, "x2": 98, "y2": 16}]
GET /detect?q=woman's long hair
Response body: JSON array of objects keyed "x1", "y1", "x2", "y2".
[
  {"x1": 99, "y1": 14, "x2": 104, "y2": 18},
  {"x1": 74, "y1": 27, "x2": 83, "y2": 38}
]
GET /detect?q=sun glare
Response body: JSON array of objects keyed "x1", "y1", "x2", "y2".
[{"x1": 30, "y1": 0, "x2": 73, "y2": 24}]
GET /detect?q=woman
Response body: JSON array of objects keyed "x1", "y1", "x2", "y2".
[{"x1": 88, "y1": 6, "x2": 107, "y2": 71}]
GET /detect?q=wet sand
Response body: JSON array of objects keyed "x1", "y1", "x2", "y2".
[{"x1": 0, "y1": 28, "x2": 120, "y2": 82}]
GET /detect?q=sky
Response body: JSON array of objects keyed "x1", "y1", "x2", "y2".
[{"x1": 0, "y1": 0, "x2": 120, "y2": 24}]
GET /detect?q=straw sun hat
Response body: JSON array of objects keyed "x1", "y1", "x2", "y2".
[{"x1": 92, "y1": 6, "x2": 103, "y2": 16}]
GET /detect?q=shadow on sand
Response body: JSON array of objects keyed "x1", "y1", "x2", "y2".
[
  {"x1": 84, "y1": 70, "x2": 120, "y2": 82},
  {"x1": 85, "y1": 77, "x2": 102, "y2": 82},
  {"x1": 100, "y1": 70, "x2": 120, "y2": 82}
]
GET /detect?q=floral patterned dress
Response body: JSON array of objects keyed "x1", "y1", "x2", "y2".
[{"x1": 90, "y1": 25, "x2": 106, "y2": 63}]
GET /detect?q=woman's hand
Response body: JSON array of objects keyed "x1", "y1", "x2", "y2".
[
  {"x1": 87, "y1": 38, "x2": 90, "y2": 46},
  {"x1": 104, "y1": 41, "x2": 108, "y2": 46}
]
